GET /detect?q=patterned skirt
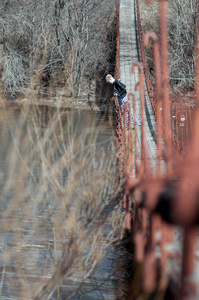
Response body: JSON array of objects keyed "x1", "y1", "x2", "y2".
[{"x1": 119, "y1": 95, "x2": 141, "y2": 129}]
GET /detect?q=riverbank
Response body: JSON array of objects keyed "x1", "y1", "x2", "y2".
[
  {"x1": 0, "y1": 78, "x2": 115, "y2": 112},
  {"x1": 0, "y1": 95, "x2": 115, "y2": 113}
]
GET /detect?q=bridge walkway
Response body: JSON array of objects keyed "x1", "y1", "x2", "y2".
[{"x1": 119, "y1": 0, "x2": 158, "y2": 174}]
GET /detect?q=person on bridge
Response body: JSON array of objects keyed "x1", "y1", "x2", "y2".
[{"x1": 105, "y1": 74, "x2": 141, "y2": 129}]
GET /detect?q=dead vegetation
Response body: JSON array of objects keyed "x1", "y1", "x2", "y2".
[
  {"x1": 0, "y1": 0, "x2": 117, "y2": 102},
  {"x1": 139, "y1": 0, "x2": 197, "y2": 104},
  {"x1": 0, "y1": 103, "x2": 127, "y2": 299}
]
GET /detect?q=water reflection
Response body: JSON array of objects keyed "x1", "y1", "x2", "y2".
[{"x1": 0, "y1": 104, "x2": 125, "y2": 299}]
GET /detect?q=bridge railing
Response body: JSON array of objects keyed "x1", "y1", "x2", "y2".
[
  {"x1": 114, "y1": 0, "x2": 199, "y2": 298},
  {"x1": 136, "y1": 0, "x2": 195, "y2": 154}
]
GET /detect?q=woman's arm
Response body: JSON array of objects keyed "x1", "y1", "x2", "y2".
[
  {"x1": 114, "y1": 79, "x2": 127, "y2": 99},
  {"x1": 115, "y1": 79, "x2": 126, "y2": 91}
]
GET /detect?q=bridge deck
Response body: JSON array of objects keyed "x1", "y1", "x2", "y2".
[{"x1": 119, "y1": 0, "x2": 158, "y2": 173}]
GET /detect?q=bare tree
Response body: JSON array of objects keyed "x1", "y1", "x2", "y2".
[{"x1": 0, "y1": 0, "x2": 117, "y2": 99}]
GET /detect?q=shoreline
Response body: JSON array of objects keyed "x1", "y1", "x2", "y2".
[{"x1": 0, "y1": 97, "x2": 115, "y2": 112}]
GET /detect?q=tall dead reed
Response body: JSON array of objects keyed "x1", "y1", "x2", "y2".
[{"x1": 0, "y1": 103, "x2": 126, "y2": 299}]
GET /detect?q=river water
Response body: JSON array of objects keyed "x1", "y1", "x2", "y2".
[{"x1": 0, "y1": 104, "x2": 127, "y2": 299}]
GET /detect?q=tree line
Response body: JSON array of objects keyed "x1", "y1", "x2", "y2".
[{"x1": 0, "y1": 0, "x2": 117, "y2": 99}]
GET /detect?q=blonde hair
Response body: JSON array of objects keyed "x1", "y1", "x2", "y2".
[{"x1": 105, "y1": 74, "x2": 113, "y2": 83}]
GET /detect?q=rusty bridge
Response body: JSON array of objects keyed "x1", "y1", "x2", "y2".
[{"x1": 115, "y1": 0, "x2": 199, "y2": 299}]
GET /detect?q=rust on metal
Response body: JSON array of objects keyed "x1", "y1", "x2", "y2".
[{"x1": 114, "y1": 0, "x2": 199, "y2": 298}]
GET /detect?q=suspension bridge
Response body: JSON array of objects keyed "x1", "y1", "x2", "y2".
[{"x1": 115, "y1": 0, "x2": 199, "y2": 299}]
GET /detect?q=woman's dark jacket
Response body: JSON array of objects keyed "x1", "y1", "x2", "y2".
[{"x1": 113, "y1": 79, "x2": 127, "y2": 100}]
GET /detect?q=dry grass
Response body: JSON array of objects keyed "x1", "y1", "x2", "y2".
[
  {"x1": 0, "y1": 102, "x2": 126, "y2": 299},
  {"x1": 139, "y1": 0, "x2": 159, "y2": 72},
  {"x1": 139, "y1": 0, "x2": 159, "y2": 35}
]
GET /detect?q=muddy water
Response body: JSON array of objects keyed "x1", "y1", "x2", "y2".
[{"x1": 0, "y1": 105, "x2": 126, "y2": 300}]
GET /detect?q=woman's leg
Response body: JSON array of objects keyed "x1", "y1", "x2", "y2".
[{"x1": 120, "y1": 96, "x2": 141, "y2": 129}]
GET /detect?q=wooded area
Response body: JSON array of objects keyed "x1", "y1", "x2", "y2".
[
  {"x1": 140, "y1": 0, "x2": 197, "y2": 93},
  {"x1": 0, "y1": 0, "x2": 117, "y2": 100}
]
